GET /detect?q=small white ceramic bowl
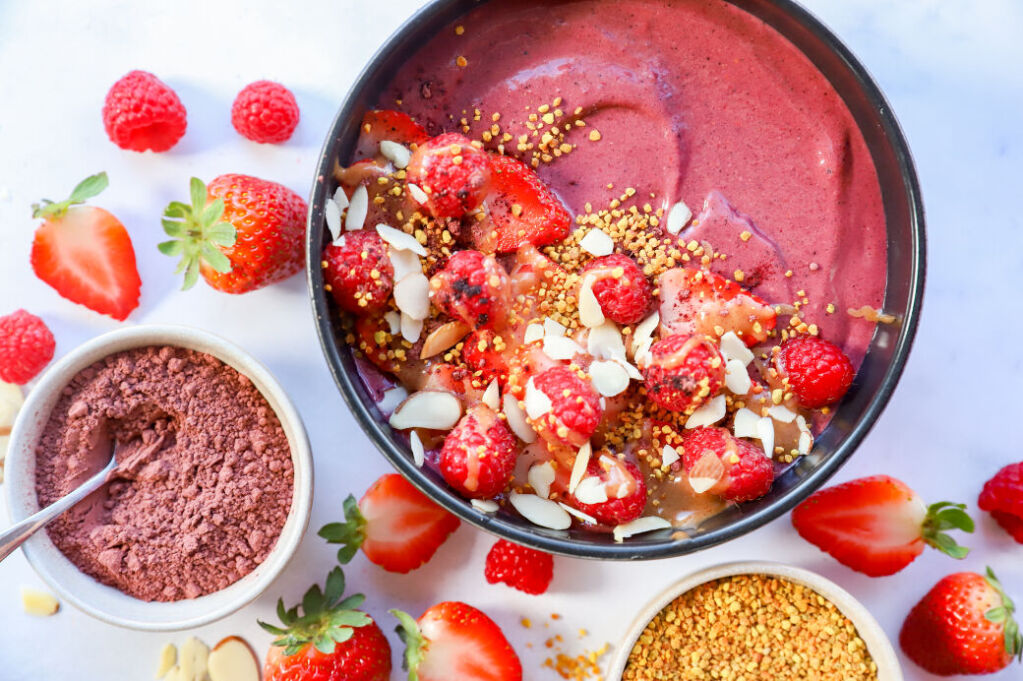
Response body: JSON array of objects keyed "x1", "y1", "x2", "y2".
[
  {"x1": 606, "y1": 560, "x2": 902, "y2": 681},
  {"x1": 3, "y1": 325, "x2": 313, "y2": 631}
]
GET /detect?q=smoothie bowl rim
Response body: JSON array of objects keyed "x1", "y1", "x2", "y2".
[
  {"x1": 3, "y1": 324, "x2": 314, "y2": 631},
  {"x1": 306, "y1": 0, "x2": 926, "y2": 559}
]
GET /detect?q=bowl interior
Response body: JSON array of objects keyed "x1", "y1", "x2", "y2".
[
  {"x1": 4, "y1": 325, "x2": 313, "y2": 631},
  {"x1": 604, "y1": 561, "x2": 903, "y2": 680},
  {"x1": 308, "y1": 0, "x2": 924, "y2": 558}
]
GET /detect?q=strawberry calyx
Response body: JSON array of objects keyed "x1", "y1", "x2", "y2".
[
  {"x1": 257, "y1": 566, "x2": 372, "y2": 657},
  {"x1": 158, "y1": 177, "x2": 237, "y2": 290},
  {"x1": 31, "y1": 172, "x2": 109, "y2": 220},
  {"x1": 317, "y1": 494, "x2": 367, "y2": 564},
  {"x1": 391, "y1": 609, "x2": 427, "y2": 681},
  {"x1": 920, "y1": 501, "x2": 974, "y2": 559},
  {"x1": 983, "y1": 567, "x2": 1023, "y2": 662}
]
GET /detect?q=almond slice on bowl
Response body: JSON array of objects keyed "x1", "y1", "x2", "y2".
[
  {"x1": 578, "y1": 275, "x2": 605, "y2": 328},
  {"x1": 324, "y1": 198, "x2": 342, "y2": 242},
  {"x1": 481, "y1": 379, "x2": 500, "y2": 410},
  {"x1": 389, "y1": 247, "x2": 422, "y2": 280},
  {"x1": 543, "y1": 335, "x2": 585, "y2": 362},
  {"x1": 208, "y1": 636, "x2": 260, "y2": 681},
  {"x1": 685, "y1": 395, "x2": 726, "y2": 429},
  {"x1": 509, "y1": 492, "x2": 572, "y2": 530},
  {"x1": 400, "y1": 313, "x2": 423, "y2": 343},
  {"x1": 756, "y1": 416, "x2": 775, "y2": 459},
  {"x1": 719, "y1": 331, "x2": 754, "y2": 366},
  {"x1": 333, "y1": 186, "x2": 350, "y2": 210},
  {"x1": 389, "y1": 391, "x2": 463, "y2": 431},
  {"x1": 661, "y1": 444, "x2": 680, "y2": 467},
  {"x1": 471, "y1": 498, "x2": 499, "y2": 513},
  {"x1": 543, "y1": 317, "x2": 567, "y2": 337},
  {"x1": 767, "y1": 405, "x2": 797, "y2": 423},
  {"x1": 798, "y1": 430, "x2": 813, "y2": 455},
  {"x1": 569, "y1": 441, "x2": 591, "y2": 494},
  {"x1": 528, "y1": 461, "x2": 556, "y2": 499},
  {"x1": 524, "y1": 378, "x2": 553, "y2": 420},
  {"x1": 724, "y1": 358, "x2": 752, "y2": 394},
  {"x1": 393, "y1": 272, "x2": 430, "y2": 320},
  {"x1": 523, "y1": 323, "x2": 545, "y2": 344},
  {"x1": 574, "y1": 476, "x2": 609, "y2": 504},
  {"x1": 665, "y1": 200, "x2": 693, "y2": 235},
  {"x1": 613, "y1": 516, "x2": 672, "y2": 542},
  {"x1": 377, "y1": 223, "x2": 427, "y2": 256},
  {"x1": 502, "y1": 391, "x2": 537, "y2": 443},
  {"x1": 420, "y1": 320, "x2": 470, "y2": 359},
  {"x1": 407, "y1": 183, "x2": 429, "y2": 205},
  {"x1": 589, "y1": 359, "x2": 630, "y2": 397},
  {"x1": 559, "y1": 502, "x2": 597, "y2": 525},
  {"x1": 377, "y1": 386, "x2": 408, "y2": 415},
  {"x1": 587, "y1": 321, "x2": 626, "y2": 361},
  {"x1": 579, "y1": 228, "x2": 614, "y2": 256},
  {"x1": 379, "y1": 140, "x2": 412, "y2": 169},
  {"x1": 410, "y1": 430, "x2": 425, "y2": 467},
  {"x1": 733, "y1": 407, "x2": 760, "y2": 439},
  {"x1": 688, "y1": 451, "x2": 725, "y2": 494},
  {"x1": 345, "y1": 184, "x2": 368, "y2": 231}
]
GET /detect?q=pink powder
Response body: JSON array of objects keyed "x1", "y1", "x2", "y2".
[{"x1": 34, "y1": 345, "x2": 294, "y2": 602}]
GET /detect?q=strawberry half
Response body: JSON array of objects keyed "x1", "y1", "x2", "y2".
[
  {"x1": 392, "y1": 601, "x2": 522, "y2": 681},
  {"x1": 658, "y1": 267, "x2": 775, "y2": 346},
  {"x1": 472, "y1": 154, "x2": 571, "y2": 253},
  {"x1": 318, "y1": 474, "x2": 459, "y2": 574},
  {"x1": 354, "y1": 109, "x2": 429, "y2": 161},
  {"x1": 30, "y1": 172, "x2": 141, "y2": 320},
  {"x1": 791, "y1": 475, "x2": 974, "y2": 577}
]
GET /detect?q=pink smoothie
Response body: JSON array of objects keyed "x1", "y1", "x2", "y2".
[{"x1": 380, "y1": 0, "x2": 886, "y2": 366}]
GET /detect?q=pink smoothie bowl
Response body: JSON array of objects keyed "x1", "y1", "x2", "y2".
[{"x1": 307, "y1": 0, "x2": 925, "y2": 559}]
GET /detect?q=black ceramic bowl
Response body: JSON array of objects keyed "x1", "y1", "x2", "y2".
[{"x1": 307, "y1": 0, "x2": 925, "y2": 559}]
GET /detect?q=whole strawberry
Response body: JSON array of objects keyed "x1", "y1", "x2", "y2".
[
  {"x1": 978, "y1": 462, "x2": 1023, "y2": 543},
  {"x1": 900, "y1": 568, "x2": 1022, "y2": 676},
  {"x1": 31, "y1": 172, "x2": 142, "y2": 320},
  {"x1": 160, "y1": 175, "x2": 306, "y2": 293},
  {"x1": 232, "y1": 80, "x2": 300, "y2": 144},
  {"x1": 260, "y1": 567, "x2": 391, "y2": 681},
  {"x1": 485, "y1": 539, "x2": 554, "y2": 595},
  {"x1": 0, "y1": 310, "x2": 55, "y2": 384},
  {"x1": 642, "y1": 334, "x2": 725, "y2": 414},
  {"x1": 102, "y1": 70, "x2": 187, "y2": 152},
  {"x1": 440, "y1": 405, "x2": 518, "y2": 499},
  {"x1": 775, "y1": 335, "x2": 854, "y2": 408}
]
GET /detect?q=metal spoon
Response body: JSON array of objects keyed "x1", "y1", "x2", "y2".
[{"x1": 0, "y1": 450, "x2": 118, "y2": 563}]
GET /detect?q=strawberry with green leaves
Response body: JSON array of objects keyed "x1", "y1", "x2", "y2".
[
  {"x1": 30, "y1": 172, "x2": 141, "y2": 320},
  {"x1": 319, "y1": 474, "x2": 459, "y2": 574},
  {"x1": 160, "y1": 174, "x2": 306, "y2": 293},
  {"x1": 259, "y1": 566, "x2": 391, "y2": 681}
]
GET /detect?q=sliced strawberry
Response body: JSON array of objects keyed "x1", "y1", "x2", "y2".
[
  {"x1": 31, "y1": 172, "x2": 141, "y2": 320},
  {"x1": 472, "y1": 154, "x2": 571, "y2": 253},
  {"x1": 354, "y1": 109, "x2": 429, "y2": 161},
  {"x1": 791, "y1": 475, "x2": 974, "y2": 577},
  {"x1": 658, "y1": 267, "x2": 775, "y2": 346},
  {"x1": 392, "y1": 601, "x2": 522, "y2": 681},
  {"x1": 319, "y1": 474, "x2": 459, "y2": 574}
]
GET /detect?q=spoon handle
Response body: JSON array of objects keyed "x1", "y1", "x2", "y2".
[{"x1": 0, "y1": 460, "x2": 115, "y2": 563}]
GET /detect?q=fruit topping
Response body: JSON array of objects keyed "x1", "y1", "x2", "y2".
[
  {"x1": 406, "y1": 132, "x2": 491, "y2": 218},
  {"x1": 323, "y1": 231, "x2": 395, "y2": 313},
  {"x1": 564, "y1": 457, "x2": 647, "y2": 526},
  {"x1": 527, "y1": 366, "x2": 602, "y2": 449},
  {"x1": 582, "y1": 253, "x2": 652, "y2": 324},
  {"x1": 642, "y1": 334, "x2": 725, "y2": 414},
  {"x1": 429, "y1": 249, "x2": 509, "y2": 329},
  {"x1": 658, "y1": 267, "x2": 776, "y2": 346},
  {"x1": 681, "y1": 426, "x2": 774, "y2": 502},
  {"x1": 439, "y1": 405, "x2": 518, "y2": 499},
  {"x1": 775, "y1": 335, "x2": 854, "y2": 408}
]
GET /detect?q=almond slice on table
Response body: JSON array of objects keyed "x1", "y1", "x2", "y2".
[
  {"x1": 420, "y1": 320, "x2": 470, "y2": 359},
  {"x1": 20, "y1": 587, "x2": 59, "y2": 616},
  {"x1": 345, "y1": 184, "x2": 368, "y2": 231},
  {"x1": 502, "y1": 391, "x2": 536, "y2": 443},
  {"x1": 389, "y1": 391, "x2": 462, "y2": 431},
  {"x1": 377, "y1": 223, "x2": 427, "y2": 256},
  {"x1": 379, "y1": 140, "x2": 412, "y2": 169},
  {"x1": 471, "y1": 498, "x2": 499, "y2": 513},
  {"x1": 579, "y1": 228, "x2": 614, "y2": 256},
  {"x1": 527, "y1": 461, "x2": 556, "y2": 499},
  {"x1": 177, "y1": 637, "x2": 209, "y2": 681},
  {"x1": 155, "y1": 643, "x2": 177, "y2": 680},
  {"x1": 509, "y1": 492, "x2": 572, "y2": 530},
  {"x1": 613, "y1": 516, "x2": 672, "y2": 542},
  {"x1": 208, "y1": 636, "x2": 260, "y2": 681}
]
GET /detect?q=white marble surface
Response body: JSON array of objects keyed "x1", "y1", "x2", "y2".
[{"x1": 1, "y1": 1, "x2": 1021, "y2": 679}]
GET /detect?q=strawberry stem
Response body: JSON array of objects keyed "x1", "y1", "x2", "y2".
[
  {"x1": 31, "y1": 172, "x2": 108, "y2": 219},
  {"x1": 158, "y1": 177, "x2": 236, "y2": 290},
  {"x1": 921, "y1": 501, "x2": 974, "y2": 559},
  {"x1": 391, "y1": 608, "x2": 426, "y2": 681},
  {"x1": 318, "y1": 495, "x2": 367, "y2": 564},
  {"x1": 984, "y1": 567, "x2": 1023, "y2": 663}
]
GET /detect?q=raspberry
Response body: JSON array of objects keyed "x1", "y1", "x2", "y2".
[
  {"x1": 323, "y1": 231, "x2": 394, "y2": 313},
  {"x1": 439, "y1": 406, "x2": 518, "y2": 499},
  {"x1": 566, "y1": 458, "x2": 647, "y2": 525},
  {"x1": 231, "y1": 80, "x2": 300, "y2": 144},
  {"x1": 102, "y1": 70, "x2": 187, "y2": 152},
  {"x1": 529, "y1": 366, "x2": 603, "y2": 448},
  {"x1": 406, "y1": 133, "x2": 491, "y2": 218},
  {"x1": 643, "y1": 334, "x2": 725, "y2": 414},
  {"x1": 484, "y1": 539, "x2": 554, "y2": 595},
  {"x1": 583, "y1": 254, "x2": 652, "y2": 324},
  {"x1": 978, "y1": 462, "x2": 1023, "y2": 544},
  {"x1": 429, "y1": 250, "x2": 508, "y2": 329},
  {"x1": 775, "y1": 335, "x2": 854, "y2": 408},
  {"x1": 681, "y1": 427, "x2": 774, "y2": 502},
  {"x1": 0, "y1": 310, "x2": 56, "y2": 384},
  {"x1": 461, "y1": 329, "x2": 510, "y2": 381}
]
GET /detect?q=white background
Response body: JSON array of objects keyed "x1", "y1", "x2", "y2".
[{"x1": 1, "y1": 1, "x2": 1022, "y2": 679}]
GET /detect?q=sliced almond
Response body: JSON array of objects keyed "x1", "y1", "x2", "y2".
[
  {"x1": 389, "y1": 247, "x2": 422, "y2": 281},
  {"x1": 509, "y1": 492, "x2": 572, "y2": 530},
  {"x1": 724, "y1": 359, "x2": 752, "y2": 395},
  {"x1": 400, "y1": 313, "x2": 423, "y2": 343},
  {"x1": 579, "y1": 228, "x2": 614, "y2": 256},
  {"x1": 333, "y1": 186, "x2": 350, "y2": 210},
  {"x1": 377, "y1": 386, "x2": 408, "y2": 415},
  {"x1": 661, "y1": 445, "x2": 680, "y2": 467},
  {"x1": 345, "y1": 185, "x2": 368, "y2": 231},
  {"x1": 389, "y1": 391, "x2": 463, "y2": 431},
  {"x1": 410, "y1": 430, "x2": 425, "y2": 467},
  {"x1": 633, "y1": 337, "x2": 654, "y2": 368},
  {"x1": 796, "y1": 414, "x2": 810, "y2": 433},
  {"x1": 665, "y1": 200, "x2": 693, "y2": 235},
  {"x1": 578, "y1": 275, "x2": 605, "y2": 328},
  {"x1": 587, "y1": 322, "x2": 626, "y2": 361},
  {"x1": 528, "y1": 461, "x2": 556, "y2": 499},
  {"x1": 407, "y1": 183, "x2": 429, "y2": 205},
  {"x1": 631, "y1": 312, "x2": 659, "y2": 354},
  {"x1": 324, "y1": 199, "x2": 343, "y2": 242},
  {"x1": 613, "y1": 516, "x2": 672, "y2": 542},
  {"x1": 0, "y1": 381, "x2": 24, "y2": 428},
  {"x1": 420, "y1": 320, "x2": 470, "y2": 359},
  {"x1": 481, "y1": 380, "x2": 500, "y2": 411},
  {"x1": 719, "y1": 331, "x2": 754, "y2": 366},
  {"x1": 379, "y1": 140, "x2": 412, "y2": 169},
  {"x1": 767, "y1": 405, "x2": 797, "y2": 424},
  {"x1": 377, "y1": 223, "x2": 427, "y2": 256},
  {"x1": 574, "y1": 476, "x2": 609, "y2": 504},
  {"x1": 688, "y1": 451, "x2": 725, "y2": 494},
  {"x1": 155, "y1": 643, "x2": 177, "y2": 679},
  {"x1": 502, "y1": 392, "x2": 536, "y2": 443},
  {"x1": 756, "y1": 416, "x2": 775, "y2": 459},
  {"x1": 685, "y1": 395, "x2": 726, "y2": 429},
  {"x1": 543, "y1": 317, "x2": 567, "y2": 337},
  {"x1": 394, "y1": 272, "x2": 430, "y2": 320},
  {"x1": 559, "y1": 502, "x2": 597, "y2": 525},
  {"x1": 524, "y1": 378, "x2": 553, "y2": 420},
  {"x1": 208, "y1": 637, "x2": 259, "y2": 681},
  {"x1": 178, "y1": 637, "x2": 209, "y2": 681},
  {"x1": 20, "y1": 587, "x2": 59, "y2": 616},
  {"x1": 471, "y1": 498, "x2": 499, "y2": 513},
  {"x1": 543, "y1": 334, "x2": 584, "y2": 362},
  {"x1": 569, "y1": 442, "x2": 591, "y2": 494},
  {"x1": 798, "y1": 431, "x2": 813, "y2": 455},
  {"x1": 733, "y1": 407, "x2": 760, "y2": 439},
  {"x1": 589, "y1": 360, "x2": 630, "y2": 397},
  {"x1": 523, "y1": 323, "x2": 545, "y2": 344}
]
